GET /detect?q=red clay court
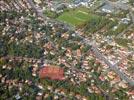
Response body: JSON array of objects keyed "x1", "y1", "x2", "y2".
[{"x1": 39, "y1": 65, "x2": 65, "y2": 80}]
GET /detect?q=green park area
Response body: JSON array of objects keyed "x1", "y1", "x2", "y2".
[{"x1": 57, "y1": 7, "x2": 101, "y2": 26}]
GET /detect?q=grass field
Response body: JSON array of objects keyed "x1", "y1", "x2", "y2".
[{"x1": 57, "y1": 7, "x2": 98, "y2": 26}]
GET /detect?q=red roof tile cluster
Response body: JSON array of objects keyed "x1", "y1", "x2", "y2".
[{"x1": 39, "y1": 65, "x2": 65, "y2": 80}]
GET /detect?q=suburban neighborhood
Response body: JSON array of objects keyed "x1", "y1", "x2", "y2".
[{"x1": 0, "y1": 0, "x2": 134, "y2": 100}]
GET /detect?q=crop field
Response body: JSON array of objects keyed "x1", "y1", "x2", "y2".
[{"x1": 57, "y1": 7, "x2": 99, "y2": 26}]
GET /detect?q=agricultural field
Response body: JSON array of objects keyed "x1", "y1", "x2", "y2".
[{"x1": 57, "y1": 7, "x2": 100, "y2": 26}]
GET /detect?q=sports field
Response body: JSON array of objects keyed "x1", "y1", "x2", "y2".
[{"x1": 57, "y1": 7, "x2": 98, "y2": 26}]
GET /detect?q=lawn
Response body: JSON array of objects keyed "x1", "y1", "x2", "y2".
[
  {"x1": 105, "y1": 23, "x2": 129, "y2": 36},
  {"x1": 57, "y1": 7, "x2": 98, "y2": 26},
  {"x1": 115, "y1": 38, "x2": 132, "y2": 47}
]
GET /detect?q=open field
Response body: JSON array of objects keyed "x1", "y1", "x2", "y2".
[{"x1": 57, "y1": 7, "x2": 100, "y2": 26}]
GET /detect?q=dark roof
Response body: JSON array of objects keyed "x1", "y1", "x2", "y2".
[{"x1": 102, "y1": 4, "x2": 115, "y2": 12}]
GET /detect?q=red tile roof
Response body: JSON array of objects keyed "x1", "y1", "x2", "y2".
[
  {"x1": 128, "y1": 90, "x2": 134, "y2": 95},
  {"x1": 39, "y1": 65, "x2": 65, "y2": 80}
]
